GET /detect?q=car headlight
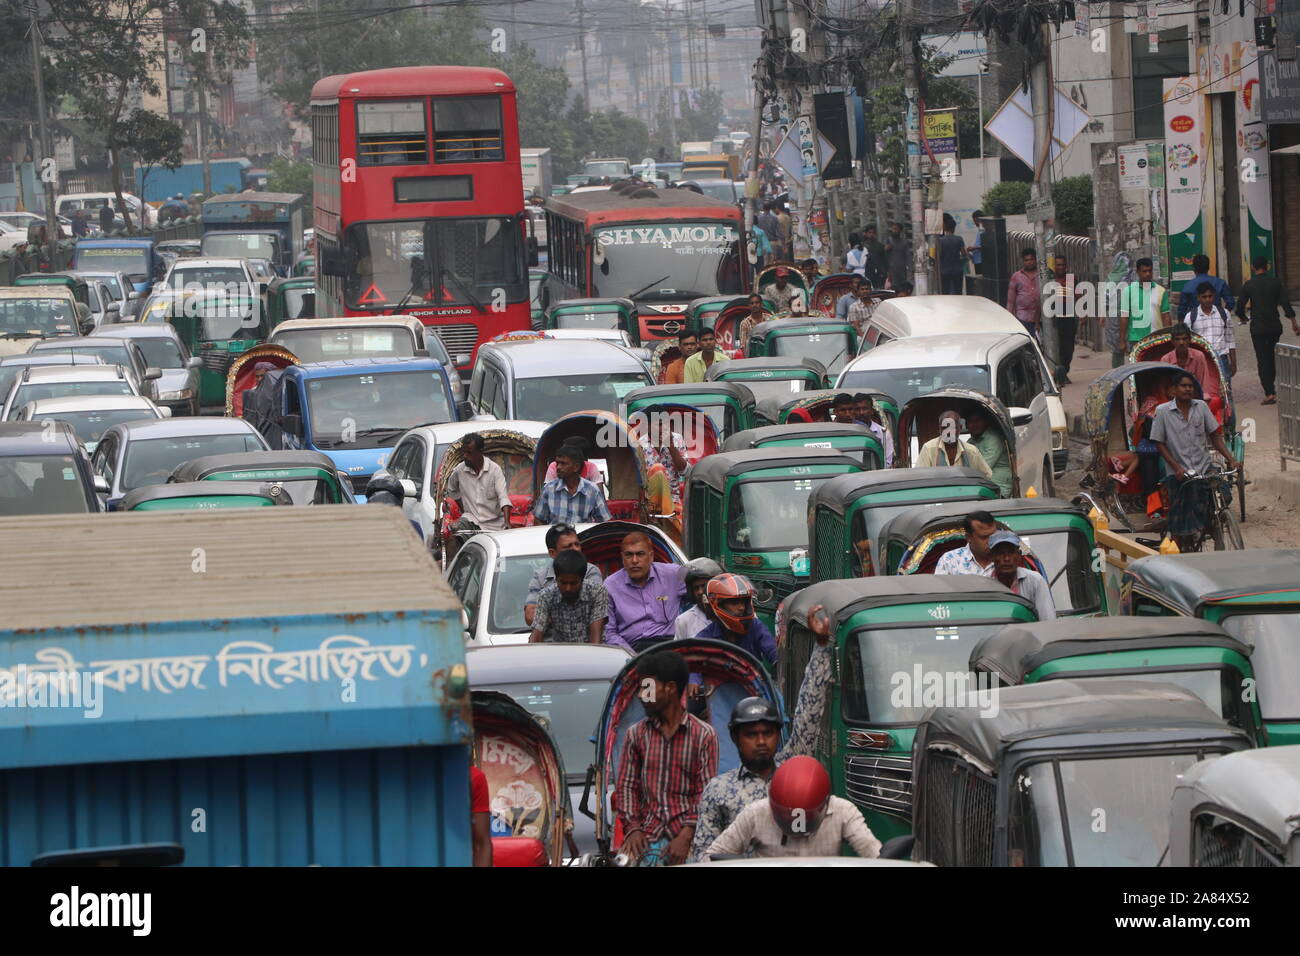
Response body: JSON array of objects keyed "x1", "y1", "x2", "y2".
[
  {"x1": 157, "y1": 389, "x2": 194, "y2": 401},
  {"x1": 1051, "y1": 429, "x2": 1065, "y2": 450}
]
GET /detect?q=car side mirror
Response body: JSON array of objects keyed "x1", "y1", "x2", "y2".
[
  {"x1": 143, "y1": 367, "x2": 163, "y2": 382},
  {"x1": 93, "y1": 475, "x2": 110, "y2": 494},
  {"x1": 127, "y1": 291, "x2": 140, "y2": 300},
  {"x1": 186, "y1": 356, "x2": 202, "y2": 368},
  {"x1": 158, "y1": 406, "x2": 172, "y2": 418},
  {"x1": 398, "y1": 478, "x2": 418, "y2": 499},
  {"x1": 105, "y1": 302, "x2": 121, "y2": 314},
  {"x1": 1008, "y1": 407, "x2": 1033, "y2": 427},
  {"x1": 460, "y1": 607, "x2": 471, "y2": 639},
  {"x1": 282, "y1": 413, "x2": 302, "y2": 435},
  {"x1": 456, "y1": 400, "x2": 473, "y2": 420}
]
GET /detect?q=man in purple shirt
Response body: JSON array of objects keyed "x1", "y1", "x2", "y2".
[
  {"x1": 604, "y1": 531, "x2": 686, "y2": 652},
  {"x1": 1005, "y1": 248, "x2": 1042, "y2": 337}
]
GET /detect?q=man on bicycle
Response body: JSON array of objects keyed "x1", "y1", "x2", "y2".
[{"x1": 1151, "y1": 370, "x2": 1239, "y2": 550}]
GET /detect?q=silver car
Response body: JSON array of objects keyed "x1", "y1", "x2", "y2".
[
  {"x1": 93, "y1": 323, "x2": 203, "y2": 416},
  {"x1": 71, "y1": 270, "x2": 139, "y2": 320},
  {"x1": 2, "y1": 364, "x2": 141, "y2": 420},
  {"x1": 15, "y1": 394, "x2": 166, "y2": 453},
  {"x1": 26, "y1": 336, "x2": 162, "y2": 404}
]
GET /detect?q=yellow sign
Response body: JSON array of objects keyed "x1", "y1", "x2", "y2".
[{"x1": 923, "y1": 111, "x2": 957, "y2": 140}]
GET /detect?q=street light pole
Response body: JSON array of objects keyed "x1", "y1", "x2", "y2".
[{"x1": 28, "y1": 1, "x2": 60, "y2": 257}]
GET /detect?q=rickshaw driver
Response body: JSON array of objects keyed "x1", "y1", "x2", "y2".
[
  {"x1": 915, "y1": 410, "x2": 994, "y2": 478},
  {"x1": 989, "y1": 530, "x2": 1056, "y2": 620},
  {"x1": 1150, "y1": 371, "x2": 1239, "y2": 551},
  {"x1": 687, "y1": 603, "x2": 834, "y2": 861},
  {"x1": 965, "y1": 408, "x2": 1012, "y2": 497},
  {"x1": 444, "y1": 433, "x2": 512, "y2": 554},
  {"x1": 760, "y1": 267, "x2": 799, "y2": 314},
  {"x1": 934, "y1": 509, "x2": 998, "y2": 576}
]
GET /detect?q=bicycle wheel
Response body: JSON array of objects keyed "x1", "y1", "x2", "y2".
[{"x1": 1219, "y1": 509, "x2": 1245, "y2": 550}]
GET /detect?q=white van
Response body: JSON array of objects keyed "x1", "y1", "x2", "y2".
[
  {"x1": 56, "y1": 192, "x2": 155, "y2": 228},
  {"x1": 836, "y1": 332, "x2": 1056, "y2": 496},
  {"x1": 858, "y1": 294, "x2": 1069, "y2": 476}
]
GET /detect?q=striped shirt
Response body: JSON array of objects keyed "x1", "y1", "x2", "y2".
[
  {"x1": 532, "y1": 476, "x2": 611, "y2": 525},
  {"x1": 616, "y1": 710, "x2": 718, "y2": 841}
]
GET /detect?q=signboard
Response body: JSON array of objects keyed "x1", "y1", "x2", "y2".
[
  {"x1": 923, "y1": 110, "x2": 958, "y2": 155},
  {"x1": 1163, "y1": 77, "x2": 1205, "y2": 283},
  {"x1": 814, "y1": 92, "x2": 853, "y2": 180},
  {"x1": 773, "y1": 128, "x2": 806, "y2": 184},
  {"x1": 794, "y1": 114, "x2": 818, "y2": 178},
  {"x1": 921, "y1": 32, "x2": 988, "y2": 77},
  {"x1": 1025, "y1": 197, "x2": 1056, "y2": 222},
  {"x1": 1118, "y1": 144, "x2": 1150, "y2": 188},
  {"x1": 985, "y1": 84, "x2": 1091, "y2": 167}
]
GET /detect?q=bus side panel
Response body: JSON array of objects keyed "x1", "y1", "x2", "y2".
[{"x1": 0, "y1": 745, "x2": 469, "y2": 866}]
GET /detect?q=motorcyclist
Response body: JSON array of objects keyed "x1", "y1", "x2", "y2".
[
  {"x1": 695, "y1": 573, "x2": 777, "y2": 667},
  {"x1": 673, "y1": 557, "x2": 722, "y2": 641}
]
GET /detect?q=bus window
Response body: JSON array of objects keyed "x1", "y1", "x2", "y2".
[
  {"x1": 358, "y1": 100, "x2": 427, "y2": 166},
  {"x1": 433, "y1": 96, "x2": 503, "y2": 162}
]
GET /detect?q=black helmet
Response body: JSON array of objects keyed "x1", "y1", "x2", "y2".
[
  {"x1": 728, "y1": 696, "x2": 783, "y2": 741},
  {"x1": 364, "y1": 472, "x2": 404, "y2": 505},
  {"x1": 682, "y1": 557, "x2": 723, "y2": 587}
]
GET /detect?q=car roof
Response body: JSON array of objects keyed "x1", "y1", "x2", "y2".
[
  {"x1": 871, "y1": 294, "x2": 1024, "y2": 333},
  {"x1": 750, "y1": 317, "x2": 854, "y2": 337},
  {"x1": 168, "y1": 257, "x2": 248, "y2": 268},
  {"x1": 111, "y1": 416, "x2": 262, "y2": 439},
  {"x1": 707, "y1": 356, "x2": 827, "y2": 376},
  {"x1": 272, "y1": 316, "x2": 423, "y2": 335},
  {"x1": 782, "y1": 575, "x2": 1027, "y2": 631},
  {"x1": 32, "y1": 336, "x2": 133, "y2": 350},
  {"x1": 0, "y1": 420, "x2": 80, "y2": 453},
  {"x1": 808, "y1": 467, "x2": 999, "y2": 514},
  {"x1": 15, "y1": 365, "x2": 130, "y2": 382},
  {"x1": 842, "y1": 332, "x2": 1014, "y2": 369},
  {"x1": 170, "y1": 449, "x2": 340, "y2": 481},
  {"x1": 482, "y1": 338, "x2": 650, "y2": 373},
  {"x1": 688, "y1": 447, "x2": 862, "y2": 489},
  {"x1": 624, "y1": 382, "x2": 757, "y2": 406},
  {"x1": 402, "y1": 420, "x2": 549, "y2": 445},
  {"x1": 722, "y1": 422, "x2": 877, "y2": 450},
  {"x1": 879, "y1": 496, "x2": 1084, "y2": 541},
  {"x1": 20, "y1": 395, "x2": 159, "y2": 414},
  {"x1": 0, "y1": 286, "x2": 76, "y2": 300},
  {"x1": 0, "y1": 353, "x2": 105, "y2": 367},
  {"x1": 293, "y1": 357, "x2": 444, "y2": 377},
  {"x1": 466, "y1": 643, "x2": 631, "y2": 685},
  {"x1": 92, "y1": 324, "x2": 181, "y2": 340},
  {"x1": 466, "y1": 524, "x2": 597, "y2": 557},
  {"x1": 75, "y1": 238, "x2": 153, "y2": 248}
]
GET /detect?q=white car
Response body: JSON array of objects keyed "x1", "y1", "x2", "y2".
[
  {"x1": 836, "y1": 331, "x2": 1056, "y2": 496},
  {"x1": 56, "y1": 192, "x2": 154, "y2": 228},
  {"x1": 2, "y1": 364, "x2": 142, "y2": 421},
  {"x1": 16, "y1": 394, "x2": 166, "y2": 453},
  {"x1": 157, "y1": 257, "x2": 257, "y2": 297}
]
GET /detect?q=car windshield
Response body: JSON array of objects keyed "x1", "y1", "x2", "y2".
[
  {"x1": 1219, "y1": 612, "x2": 1300, "y2": 720},
  {"x1": 342, "y1": 217, "x2": 526, "y2": 309},
  {"x1": 515, "y1": 372, "x2": 650, "y2": 423},
  {"x1": 34, "y1": 407, "x2": 158, "y2": 446},
  {"x1": 191, "y1": 299, "x2": 262, "y2": 341},
  {"x1": 1014, "y1": 528, "x2": 1101, "y2": 614},
  {"x1": 0, "y1": 454, "x2": 90, "y2": 514},
  {"x1": 555, "y1": 310, "x2": 620, "y2": 330},
  {"x1": 728, "y1": 476, "x2": 831, "y2": 550},
  {"x1": 839, "y1": 364, "x2": 991, "y2": 404},
  {"x1": 490, "y1": 555, "x2": 550, "y2": 633},
  {"x1": 8, "y1": 381, "x2": 134, "y2": 417},
  {"x1": 282, "y1": 287, "x2": 314, "y2": 320},
  {"x1": 73, "y1": 247, "x2": 149, "y2": 275},
  {"x1": 121, "y1": 433, "x2": 264, "y2": 491},
  {"x1": 842, "y1": 624, "x2": 1003, "y2": 723},
  {"x1": 488, "y1": 678, "x2": 611, "y2": 781},
  {"x1": 129, "y1": 337, "x2": 185, "y2": 368},
  {"x1": 772, "y1": 332, "x2": 853, "y2": 375},
  {"x1": 1018, "y1": 754, "x2": 1204, "y2": 866},
  {"x1": 1065, "y1": 670, "x2": 1231, "y2": 718},
  {"x1": 273, "y1": 328, "x2": 417, "y2": 363},
  {"x1": 584, "y1": 162, "x2": 627, "y2": 178},
  {"x1": 726, "y1": 376, "x2": 806, "y2": 405},
  {"x1": 592, "y1": 222, "x2": 742, "y2": 299},
  {"x1": 0, "y1": 298, "x2": 78, "y2": 337},
  {"x1": 200, "y1": 233, "x2": 280, "y2": 260},
  {"x1": 306, "y1": 370, "x2": 453, "y2": 446}
]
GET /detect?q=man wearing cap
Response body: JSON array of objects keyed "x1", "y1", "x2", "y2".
[
  {"x1": 760, "y1": 267, "x2": 800, "y2": 313},
  {"x1": 988, "y1": 530, "x2": 1057, "y2": 620}
]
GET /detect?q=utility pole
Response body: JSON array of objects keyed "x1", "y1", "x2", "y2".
[
  {"x1": 577, "y1": 0, "x2": 590, "y2": 107},
  {"x1": 1030, "y1": 21, "x2": 1056, "y2": 370},
  {"x1": 28, "y1": 1, "x2": 59, "y2": 258},
  {"x1": 899, "y1": 2, "x2": 929, "y2": 293},
  {"x1": 196, "y1": 52, "x2": 212, "y2": 197}
]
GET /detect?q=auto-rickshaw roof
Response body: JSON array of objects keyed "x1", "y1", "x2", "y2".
[
  {"x1": 266, "y1": 276, "x2": 315, "y2": 293},
  {"x1": 755, "y1": 387, "x2": 842, "y2": 422},
  {"x1": 1127, "y1": 550, "x2": 1300, "y2": 611},
  {"x1": 687, "y1": 447, "x2": 862, "y2": 490},
  {"x1": 783, "y1": 575, "x2": 1029, "y2": 633},
  {"x1": 748, "y1": 317, "x2": 854, "y2": 342},
  {"x1": 121, "y1": 480, "x2": 283, "y2": 508},
  {"x1": 1173, "y1": 747, "x2": 1300, "y2": 847},
  {"x1": 705, "y1": 356, "x2": 827, "y2": 379},
  {"x1": 970, "y1": 617, "x2": 1250, "y2": 685},
  {"x1": 919, "y1": 679, "x2": 1245, "y2": 770},
  {"x1": 722, "y1": 421, "x2": 879, "y2": 451},
  {"x1": 624, "y1": 382, "x2": 756, "y2": 407},
  {"x1": 548, "y1": 297, "x2": 635, "y2": 313},
  {"x1": 170, "y1": 449, "x2": 341, "y2": 483},
  {"x1": 879, "y1": 496, "x2": 1085, "y2": 545},
  {"x1": 809, "y1": 466, "x2": 998, "y2": 515},
  {"x1": 899, "y1": 385, "x2": 1014, "y2": 432},
  {"x1": 1083, "y1": 361, "x2": 1192, "y2": 437}
]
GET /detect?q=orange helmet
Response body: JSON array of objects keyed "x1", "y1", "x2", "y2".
[
  {"x1": 769, "y1": 756, "x2": 832, "y2": 837},
  {"x1": 706, "y1": 573, "x2": 756, "y2": 632}
]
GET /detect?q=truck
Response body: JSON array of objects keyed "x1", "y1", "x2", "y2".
[
  {"x1": 520, "y1": 148, "x2": 553, "y2": 199},
  {"x1": 0, "y1": 506, "x2": 472, "y2": 866},
  {"x1": 680, "y1": 141, "x2": 712, "y2": 160},
  {"x1": 201, "y1": 191, "x2": 306, "y2": 277},
  {"x1": 135, "y1": 158, "x2": 251, "y2": 203},
  {"x1": 683, "y1": 153, "x2": 742, "y2": 181}
]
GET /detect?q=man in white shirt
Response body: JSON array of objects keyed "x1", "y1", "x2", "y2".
[
  {"x1": 1188, "y1": 281, "x2": 1237, "y2": 378},
  {"x1": 444, "y1": 433, "x2": 511, "y2": 559},
  {"x1": 934, "y1": 510, "x2": 998, "y2": 576},
  {"x1": 674, "y1": 558, "x2": 721, "y2": 640}
]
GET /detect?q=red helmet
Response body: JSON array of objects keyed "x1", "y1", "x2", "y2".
[
  {"x1": 706, "y1": 573, "x2": 756, "y2": 632},
  {"x1": 769, "y1": 756, "x2": 831, "y2": 837}
]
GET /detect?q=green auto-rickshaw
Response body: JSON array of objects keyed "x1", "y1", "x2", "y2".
[
  {"x1": 684, "y1": 447, "x2": 864, "y2": 628},
  {"x1": 1123, "y1": 549, "x2": 1300, "y2": 745},
  {"x1": 969, "y1": 616, "x2": 1261, "y2": 742},
  {"x1": 721, "y1": 421, "x2": 883, "y2": 470},
  {"x1": 807, "y1": 467, "x2": 1000, "y2": 581},
  {"x1": 266, "y1": 276, "x2": 316, "y2": 328},
  {"x1": 293, "y1": 256, "x2": 316, "y2": 278},
  {"x1": 544, "y1": 297, "x2": 637, "y2": 345},
  {"x1": 745, "y1": 317, "x2": 858, "y2": 379},
  {"x1": 623, "y1": 382, "x2": 756, "y2": 441},
  {"x1": 162, "y1": 291, "x2": 270, "y2": 407},
  {"x1": 777, "y1": 576, "x2": 1038, "y2": 841},
  {"x1": 13, "y1": 272, "x2": 91, "y2": 309},
  {"x1": 686, "y1": 295, "x2": 757, "y2": 334},
  {"x1": 120, "y1": 480, "x2": 292, "y2": 511},
  {"x1": 877, "y1": 497, "x2": 1105, "y2": 616},
  {"x1": 706, "y1": 357, "x2": 830, "y2": 404},
  {"x1": 168, "y1": 450, "x2": 354, "y2": 505}
]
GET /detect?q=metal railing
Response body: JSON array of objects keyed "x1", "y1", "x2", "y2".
[
  {"x1": 1005, "y1": 230, "x2": 1105, "y2": 351},
  {"x1": 1278, "y1": 343, "x2": 1300, "y2": 469}
]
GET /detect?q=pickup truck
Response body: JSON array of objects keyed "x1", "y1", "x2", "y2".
[
  {"x1": 0, "y1": 506, "x2": 472, "y2": 866},
  {"x1": 241, "y1": 356, "x2": 463, "y2": 499}
]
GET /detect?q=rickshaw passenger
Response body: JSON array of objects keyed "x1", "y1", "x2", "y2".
[
  {"x1": 915, "y1": 409, "x2": 994, "y2": 478},
  {"x1": 532, "y1": 443, "x2": 611, "y2": 525},
  {"x1": 1160, "y1": 323, "x2": 1215, "y2": 409},
  {"x1": 524, "y1": 524, "x2": 604, "y2": 627},
  {"x1": 737, "y1": 294, "x2": 765, "y2": 352},
  {"x1": 605, "y1": 532, "x2": 686, "y2": 653},
  {"x1": 662, "y1": 331, "x2": 698, "y2": 385},
  {"x1": 854, "y1": 393, "x2": 894, "y2": 467},
  {"x1": 528, "y1": 549, "x2": 609, "y2": 645},
  {"x1": 934, "y1": 509, "x2": 997, "y2": 575},
  {"x1": 688, "y1": 603, "x2": 834, "y2": 861},
  {"x1": 695, "y1": 574, "x2": 777, "y2": 667},
  {"x1": 684, "y1": 327, "x2": 728, "y2": 382},
  {"x1": 966, "y1": 408, "x2": 1012, "y2": 497},
  {"x1": 615, "y1": 651, "x2": 719, "y2": 866},
  {"x1": 989, "y1": 531, "x2": 1056, "y2": 620},
  {"x1": 543, "y1": 436, "x2": 604, "y2": 492},
  {"x1": 832, "y1": 393, "x2": 857, "y2": 424}
]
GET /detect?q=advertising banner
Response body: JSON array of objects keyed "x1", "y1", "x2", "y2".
[{"x1": 1163, "y1": 77, "x2": 1206, "y2": 284}]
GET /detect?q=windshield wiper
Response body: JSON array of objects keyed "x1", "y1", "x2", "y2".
[
  {"x1": 628, "y1": 275, "x2": 672, "y2": 299},
  {"x1": 440, "y1": 268, "x2": 486, "y2": 313},
  {"x1": 0, "y1": 331, "x2": 44, "y2": 339},
  {"x1": 354, "y1": 426, "x2": 408, "y2": 438}
]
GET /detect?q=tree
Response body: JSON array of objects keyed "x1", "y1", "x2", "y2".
[
  {"x1": 119, "y1": 109, "x2": 184, "y2": 205},
  {"x1": 267, "y1": 156, "x2": 312, "y2": 208},
  {"x1": 1053, "y1": 175, "x2": 1094, "y2": 235},
  {"x1": 982, "y1": 181, "x2": 1030, "y2": 215},
  {"x1": 0, "y1": 5, "x2": 71, "y2": 154}
]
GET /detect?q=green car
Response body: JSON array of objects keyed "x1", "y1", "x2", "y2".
[
  {"x1": 120, "y1": 480, "x2": 291, "y2": 511},
  {"x1": 623, "y1": 382, "x2": 756, "y2": 440},
  {"x1": 721, "y1": 422, "x2": 883, "y2": 470},
  {"x1": 544, "y1": 297, "x2": 637, "y2": 344},
  {"x1": 684, "y1": 447, "x2": 864, "y2": 628},
  {"x1": 877, "y1": 497, "x2": 1106, "y2": 616},
  {"x1": 168, "y1": 450, "x2": 353, "y2": 505},
  {"x1": 807, "y1": 467, "x2": 999, "y2": 580},
  {"x1": 705, "y1": 356, "x2": 830, "y2": 403},
  {"x1": 1123, "y1": 549, "x2": 1300, "y2": 745},
  {"x1": 777, "y1": 576, "x2": 1037, "y2": 841},
  {"x1": 745, "y1": 317, "x2": 858, "y2": 379},
  {"x1": 162, "y1": 291, "x2": 269, "y2": 407},
  {"x1": 266, "y1": 276, "x2": 316, "y2": 328},
  {"x1": 969, "y1": 617, "x2": 1261, "y2": 743}
]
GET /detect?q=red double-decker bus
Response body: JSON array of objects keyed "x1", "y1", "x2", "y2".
[{"x1": 310, "y1": 66, "x2": 530, "y2": 370}]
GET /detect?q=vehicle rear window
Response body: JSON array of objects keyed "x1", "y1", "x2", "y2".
[
  {"x1": 358, "y1": 100, "x2": 427, "y2": 165},
  {"x1": 8, "y1": 381, "x2": 134, "y2": 418},
  {"x1": 121, "y1": 433, "x2": 264, "y2": 491},
  {"x1": 0, "y1": 454, "x2": 90, "y2": 515},
  {"x1": 72, "y1": 247, "x2": 149, "y2": 276},
  {"x1": 273, "y1": 328, "x2": 417, "y2": 363}
]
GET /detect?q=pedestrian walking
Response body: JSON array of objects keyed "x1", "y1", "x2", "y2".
[
  {"x1": 1177, "y1": 254, "x2": 1235, "y2": 322},
  {"x1": 1116, "y1": 257, "x2": 1170, "y2": 368},
  {"x1": 935, "y1": 214, "x2": 967, "y2": 295},
  {"x1": 1006, "y1": 249, "x2": 1042, "y2": 338},
  {"x1": 845, "y1": 232, "x2": 867, "y2": 277},
  {"x1": 862, "y1": 224, "x2": 887, "y2": 287},
  {"x1": 1236, "y1": 255, "x2": 1297, "y2": 405},
  {"x1": 970, "y1": 211, "x2": 985, "y2": 276},
  {"x1": 885, "y1": 222, "x2": 911, "y2": 289},
  {"x1": 1187, "y1": 281, "x2": 1237, "y2": 378},
  {"x1": 98, "y1": 203, "x2": 115, "y2": 234}
]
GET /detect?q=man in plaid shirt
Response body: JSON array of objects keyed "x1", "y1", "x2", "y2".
[
  {"x1": 616, "y1": 650, "x2": 718, "y2": 866},
  {"x1": 532, "y1": 442, "x2": 611, "y2": 525}
]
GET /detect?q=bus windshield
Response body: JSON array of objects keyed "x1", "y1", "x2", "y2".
[
  {"x1": 592, "y1": 222, "x2": 742, "y2": 300},
  {"x1": 343, "y1": 217, "x2": 526, "y2": 309}
]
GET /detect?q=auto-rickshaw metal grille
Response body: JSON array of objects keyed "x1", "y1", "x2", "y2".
[
  {"x1": 812, "y1": 510, "x2": 844, "y2": 579},
  {"x1": 201, "y1": 350, "x2": 234, "y2": 376},
  {"x1": 918, "y1": 750, "x2": 997, "y2": 866},
  {"x1": 844, "y1": 754, "x2": 912, "y2": 820},
  {"x1": 1193, "y1": 816, "x2": 1284, "y2": 867}
]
